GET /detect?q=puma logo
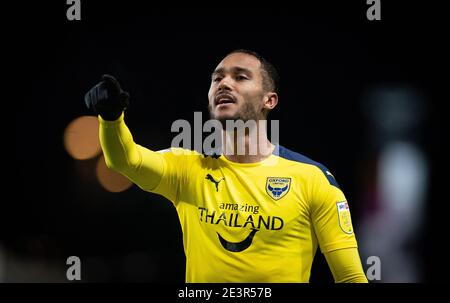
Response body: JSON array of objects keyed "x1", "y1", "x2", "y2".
[
  {"x1": 217, "y1": 229, "x2": 259, "y2": 252},
  {"x1": 205, "y1": 174, "x2": 224, "y2": 192}
]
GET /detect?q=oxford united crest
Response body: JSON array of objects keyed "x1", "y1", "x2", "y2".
[{"x1": 266, "y1": 177, "x2": 291, "y2": 200}]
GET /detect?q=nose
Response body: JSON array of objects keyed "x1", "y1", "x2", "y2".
[{"x1": 218, "y1": 77, "x2": 232, "y2": 92}]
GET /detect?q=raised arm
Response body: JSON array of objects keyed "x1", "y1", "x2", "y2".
[
  {"x1": 98, "y1": 113, "x2": 164, "y2": 191},
  {"x1": 85, "y1": 75, "x2": 164, "y2": 191}
]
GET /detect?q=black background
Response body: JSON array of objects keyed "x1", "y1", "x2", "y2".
[{"x1": 7, "y1": 0, "x2": 446, "y2": 283}]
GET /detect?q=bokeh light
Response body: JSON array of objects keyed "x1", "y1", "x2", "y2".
[
  {"x1": 96, "y1": 155, "x2": 133, "y2": 192},
  {"x1": 64, "y1": 116, "x2": 101, "y2": 160}
]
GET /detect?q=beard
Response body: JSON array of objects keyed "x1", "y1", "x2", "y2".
[{"x1": 208, "y1": 101, "x2": 261, "y2": 129}]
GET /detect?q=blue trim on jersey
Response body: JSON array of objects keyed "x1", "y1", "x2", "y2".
[{"x1": 274, "y1": 145, "x2": 341, "y2": 189}]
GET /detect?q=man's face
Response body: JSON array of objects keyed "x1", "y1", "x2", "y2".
[{"x1": 208, "y1": 53, "x2": 268, "y2": 123}]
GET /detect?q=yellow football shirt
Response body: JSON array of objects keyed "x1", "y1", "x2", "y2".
[
  {"x1": 99, "y1": 114, "x2": 361, "y2": 282},
  {"x1": 152, "y1": 147, "x2": 357, "y2": 282}
]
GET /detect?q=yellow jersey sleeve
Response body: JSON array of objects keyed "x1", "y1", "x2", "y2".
[
  {"x1": 99, "y1": 113, "x2": 195, "y2": 203},
  {"x1": 324, "y1": 247, "x2": 368, "y2": 283},
  {"x1": 99, "y1": 113, "x2": 164, "y2": 192},
  {"x1": 310, "y1": 167, "x2": 358, "y2": 253}
]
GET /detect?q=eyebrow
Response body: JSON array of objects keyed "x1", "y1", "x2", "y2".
[{"x1": 211, "y1": 66, "x2": 253, "y2": 77}]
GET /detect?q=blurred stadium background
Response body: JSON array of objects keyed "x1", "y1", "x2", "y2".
[{"x1": 7, "y1": 1, "x2": 443, "y2": 282}]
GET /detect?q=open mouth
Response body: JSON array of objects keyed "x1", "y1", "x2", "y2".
[{"x1": 215, "y1": 93, "x2": 236, "y2": 106}]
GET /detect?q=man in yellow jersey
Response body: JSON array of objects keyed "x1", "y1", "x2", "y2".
[{"x1": 84, "y1": 49, "x2": 368, "y2": 283}]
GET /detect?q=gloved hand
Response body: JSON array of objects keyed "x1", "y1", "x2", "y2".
[{"x1": 84, "y1": 74, "x2": 130, "y2": 121}]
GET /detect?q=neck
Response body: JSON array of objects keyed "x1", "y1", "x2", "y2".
[{"x1": 221, "y1": 120, "x2": 275, "y2": 163}]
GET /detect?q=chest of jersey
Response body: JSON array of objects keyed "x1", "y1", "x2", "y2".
[{"x1": 177, "y1": 157, "x2": 314, "y2": 254}]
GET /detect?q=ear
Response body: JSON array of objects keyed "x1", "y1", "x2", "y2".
[{"x1": 263, "y1": 92, "x2": 278, "y2": 111}]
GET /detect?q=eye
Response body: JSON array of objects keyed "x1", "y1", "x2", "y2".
[
  {"x1": 213, "y1": 76, "x2": 223, "y2": 82},
  {"x1": 236, "y1": 75, "x2": 249, "y2": 81}
]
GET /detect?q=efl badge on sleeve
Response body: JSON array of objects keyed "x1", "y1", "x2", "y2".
[
  {"x1": 337, "y1": 201, "x2": 353, "y2": 234},
  {"x1": 266, "y1": 177, "x2": 291, "y2": 201}
]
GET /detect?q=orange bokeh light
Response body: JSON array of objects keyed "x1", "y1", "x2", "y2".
[
  {"x1": 96, "y1": 155, "x2": 133, "y2": 192},
  {"x1": 64, "y1": 116, "x2": 101, "y2": 160}
]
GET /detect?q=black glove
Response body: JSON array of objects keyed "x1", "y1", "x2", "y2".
[{"x1": 84, "y1": 74, "x2": 130, "y2": 121}]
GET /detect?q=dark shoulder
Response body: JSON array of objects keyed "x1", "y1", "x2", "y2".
[{"x1": 275, "y1": 145, "x2": 340, "y2": 189}]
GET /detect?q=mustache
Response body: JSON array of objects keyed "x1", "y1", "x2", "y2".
[{"x1": 214, "y1": 92, "x2": 237, "y2": 105}]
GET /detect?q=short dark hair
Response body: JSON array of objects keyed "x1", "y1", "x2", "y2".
[{"x1": 226, "y1": 49, "x2": 279, "y2": 94}]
